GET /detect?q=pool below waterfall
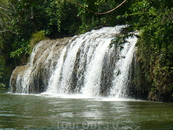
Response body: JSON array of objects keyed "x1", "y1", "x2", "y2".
[{"x1": 0, "y1": 88, "x2": 173, "y2": 130}]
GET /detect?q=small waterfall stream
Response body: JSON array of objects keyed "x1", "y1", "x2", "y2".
[{"x1": 10, "y1": 26, "x2": 138, "y2": 99}]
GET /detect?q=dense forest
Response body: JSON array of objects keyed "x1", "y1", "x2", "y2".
[{"x1": 0, "y1": 0, "x2": 173, "y2": 101}]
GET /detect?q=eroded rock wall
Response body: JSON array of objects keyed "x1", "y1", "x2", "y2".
[{"x1": 10, "y1": 38, "x2": 70, "y2": 93}]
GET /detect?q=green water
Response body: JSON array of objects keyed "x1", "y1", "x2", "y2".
[{"x1": 0, "y1": 88, "x2": 173, "y2": 130}]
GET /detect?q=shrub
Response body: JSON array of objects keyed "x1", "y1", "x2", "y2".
[{"x1": 29, "y1": 30, "x2": 47, "y2": 54}]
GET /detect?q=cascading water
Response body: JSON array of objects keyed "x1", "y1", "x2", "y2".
[
  {"x1": 10, "y1": 25, "x2": 138, "y2": 99},
  {"x1": 110, "y1": 37, "x2": 137, "y2": 98}
]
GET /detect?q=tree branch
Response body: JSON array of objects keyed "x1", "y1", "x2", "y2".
[
  {"x1": 0, "y1": 29, "x2": 18, "y2": 34},
  {"x1": 10, "y1": 3, "x2": 17, "y2": 13},
  {"x1": 0, "y1": 49, "x2": 5, "y2": 57},
  {"x1": 66, "y1": 0, "x2": 127, "y2": 15},
  {"x1": 0, "y1": 6, "x2": 12, "y2": 12}
]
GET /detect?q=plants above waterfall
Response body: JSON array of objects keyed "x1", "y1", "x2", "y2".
[
  {"x1": 110, "y1": 28, "x2": 139, "y2": 49},
  {"x1": 29, "y1": 30, "x2": 47, "y2": 54}
]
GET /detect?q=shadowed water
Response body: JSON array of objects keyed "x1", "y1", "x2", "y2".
[{"x1": 0, "y1": 88, "x2": 173, "y2": 130}]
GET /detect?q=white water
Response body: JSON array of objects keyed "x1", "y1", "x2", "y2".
[
  {"x1": 11, "y1": 25, "x2": 138, "y2": 99},
  {"x1": 46, "y1": 47, "x2": 67, "y2": 94},
  {"x1": 45, "y1": 26, "x2": 138, "y2": 98},
  {"x1": 81, "y1": 38, "x2": 112, "y2": 97},
  {"x1": 110, "y1": 37, "x2": 137, "y2": 98}
]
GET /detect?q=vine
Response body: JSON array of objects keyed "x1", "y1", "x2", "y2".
[{"x1": 66, "y1": 0, "x2": 127, "y2": 15}]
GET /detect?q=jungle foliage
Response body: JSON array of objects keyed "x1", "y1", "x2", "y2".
[
  {"x1": 128, "y1": 0, "x2": 173, "y2": 101},
  {"x1": 0, "y1": 0, "x2": 128, "y2": 85},
  {"x1": 0, "y1": 0, "x2": 173, "y2": 101}
]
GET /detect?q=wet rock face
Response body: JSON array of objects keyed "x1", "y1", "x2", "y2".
[
  {"x1": 128, "y1": 52, "x2": 173, "y2": 102},
  {"x1": 10, "y1": 38, "x2": 69, "y2": 93},
  {"x1": 127, "y1": 55, "x2": 149, "y2": 100}
]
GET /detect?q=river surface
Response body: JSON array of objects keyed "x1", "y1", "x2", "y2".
[{"x1": 0, "y1": 88, "x2": 173, "y2": 130}]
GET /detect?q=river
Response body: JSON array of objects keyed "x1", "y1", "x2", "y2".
[{"x1": 0, "y1": 88, "x2": 173, "y2": 130}]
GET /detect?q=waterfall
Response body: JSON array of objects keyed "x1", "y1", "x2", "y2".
[
  {"x1": 110, "y1": 37, "x2": 137, "y2": 98},
  {"x1": 10, "y1": 25, "x2": 138, "y2": 99}
]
